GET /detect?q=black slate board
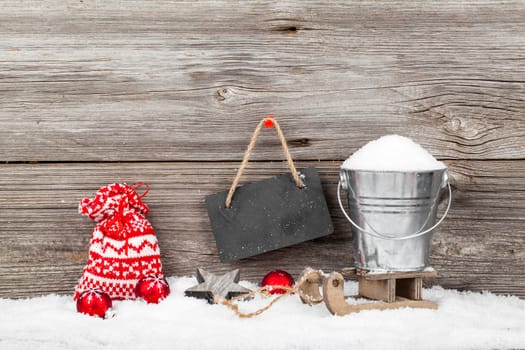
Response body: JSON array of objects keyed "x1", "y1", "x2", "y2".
[{"x1": 205, "y1": 167, "x2": 334, "y2": 262}]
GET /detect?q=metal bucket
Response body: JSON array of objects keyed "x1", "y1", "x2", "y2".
[{"x1": 338, "y1": 169, "x2": 451, "y2": 272}]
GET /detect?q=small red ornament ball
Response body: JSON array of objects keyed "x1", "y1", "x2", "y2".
[
  {"x1": 76, "y1": 289, "x2": 112, "y2": 318},
  {"x1": 261, "y1": 270, "x2": 295, "y2": 295},
  {"x1": 264, "y1": 116, "x2": 275, "y2": 128},
  {"x1": 135, "y1": 275, "x2": 171, "y2": 303}
]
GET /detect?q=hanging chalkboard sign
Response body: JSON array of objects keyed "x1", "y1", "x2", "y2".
[{"x1": 205, "y1": 117, "x2": 333, "y2": 262}]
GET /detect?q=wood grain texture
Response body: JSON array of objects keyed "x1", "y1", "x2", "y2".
[
  {"x1": 0, "y1": 161, "x2": 524, "y2": 298},
  {"x1": 0, "y1": 0, "x2": 524, "y2": 298},
  {"x1": 0, "y1": 0, "x2": 524, "y2": 162}
]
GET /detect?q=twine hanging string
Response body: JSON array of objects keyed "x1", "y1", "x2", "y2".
[
  {"x1": 225, "y1": 116, "x2": 305, "y2": 209},
  {"x1": 215, "y1": 270, "x2": 324, "y2": 318}
]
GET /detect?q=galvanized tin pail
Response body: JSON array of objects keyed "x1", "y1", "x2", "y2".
[{"x1": 338, "y1": 169, "x2": 451, "y2": 272}]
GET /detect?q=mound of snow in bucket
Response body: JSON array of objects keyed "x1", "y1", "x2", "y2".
[{"x1": 342, "y1": 135, "x2": 446, "y2": 171}]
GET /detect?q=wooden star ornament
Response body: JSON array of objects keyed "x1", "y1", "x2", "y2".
[{"x1": 184, "y1": 268, "x2": 252, "y2": 304}]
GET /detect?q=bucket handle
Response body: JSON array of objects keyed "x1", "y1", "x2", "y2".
[{"x1": 337, "y1": 178, "x2": 452, "y2": 241}]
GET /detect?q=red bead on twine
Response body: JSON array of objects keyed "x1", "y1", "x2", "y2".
[
  {"x1": 264, "y1": 116, "x2": 275, "y2": 128},
  {"x1": 261, "y1": 269, "x2": 295, "y2": 295}
]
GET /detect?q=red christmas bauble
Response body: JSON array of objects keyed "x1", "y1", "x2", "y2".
[
  {"x1": 261, "y1": 270, "x2": 295, "y2": 295},
  {"x1": 135, "y1": 275, "x2": 171, "y2": 303},
  {"x1": 76, "y1": 289, "x2": 112, "y2": 318}
]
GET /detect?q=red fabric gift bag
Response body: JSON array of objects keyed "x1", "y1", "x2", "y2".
[{"x1": 74, "y1": 183, "x2": 164, "y2": 300}]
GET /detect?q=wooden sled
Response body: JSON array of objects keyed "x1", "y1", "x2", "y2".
[{"x1": 297, "y1": 268, "x2": 438, "y2": 316}]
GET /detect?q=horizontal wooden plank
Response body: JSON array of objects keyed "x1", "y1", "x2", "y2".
[
  {"x1": 0, "y1": 1, "x2": 524, "y2": 162},
  {"x1": 0, "y1": 160, "x2": 523, "y2": 298},
  {"x1": 0, "y1": 0, "x2": 524, "y2": 301}
]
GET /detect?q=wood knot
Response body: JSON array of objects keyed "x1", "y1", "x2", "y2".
[
  {"x1": 216, "y1": 88, "x2": 228, "y2": 101},
  {"x1": 288, "y1": 138, "x2": 310, "y2": 147},
  {"x1": 449, "y1": 117, "x2": 462, "y2": 132},
  {"x1": 273, "y1": 25, "x2": 299, "y2": 33}
]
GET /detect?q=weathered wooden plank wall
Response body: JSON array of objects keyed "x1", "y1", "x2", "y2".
[{"x1": 0, "y1": 0, "x2": 524, "y2": 298}]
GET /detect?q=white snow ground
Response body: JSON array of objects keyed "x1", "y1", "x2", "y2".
[{"x1": 1, "y1": 276, "x2": 524, "y2": 350}]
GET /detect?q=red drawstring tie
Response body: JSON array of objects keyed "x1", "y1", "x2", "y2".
[
  {"x1": 130, "y1": 182, "x2": 149, "y2": 199},
  {"x1": 101, "y1": 195, "x2": 130, "y2": 255},
  {"x1": 100, "y1": 183, "x2": 149, "y2": 255}
]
